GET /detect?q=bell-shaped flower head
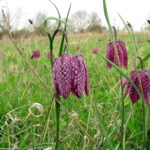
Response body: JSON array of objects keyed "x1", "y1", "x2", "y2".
[
  {"x1": 92, "y1": 48, "x2": 100, "y2": 54},
  {"x1": 125, "y1": 70, "x2": 150, "y2": 104},
  {"x1": 52, "y1": 53, "x2": 89, "y2": 99},
  {"x1": 31, "y1": 50, "x2": 40, "y2": 59},
  {"x1": 106, "y1": 41, "x2": 128, "y2": 69}
]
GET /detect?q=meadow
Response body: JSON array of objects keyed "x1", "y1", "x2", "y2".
[{"x1": 0, "y1": 32, "x2": 150, "y2": 149}]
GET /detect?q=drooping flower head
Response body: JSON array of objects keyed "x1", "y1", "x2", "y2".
[
  {"x1": 47, "y1": 52, "x2": 54, "y2": 59},
  {"x1": 52, "y1": 53, "x2": 89, "y2": 99},
  {"x1": 98, "y1": 38, "x2": 105, "y2": 42},
  {"x1": 0, "y1": 54, "x2": 2, "y2": 60},
  {"x1": 31, "y1": 50, "x2": 40, "y2": 59},
  {"x1": 147, "y1": 40, "x2": 150, "y2": 43},
  {"x1": 106, "y1": 41, "x2": 128, "y2": 69},
  {"x1": 125, "y1": 70, "x2": 150, "y2": 104},
  {"x1": 76, "y1": 45, "x2": 80, "y2": 50},
  {"x1": 137, "y1": 38, "x2": 143, "y2": 43},
  {"x1": 92, "y1": 48, "x2": 99, "y2": 54}
]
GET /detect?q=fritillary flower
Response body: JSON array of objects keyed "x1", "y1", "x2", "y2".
[
  {"x1": 92, "y1": 48, "x2": 99, "y2": 54},
  {"x1": 125, "y1": 70, "x2": 150, "y2": 104},
  {"x1": 76, "y1": 45, "x2": 80, "y2": 50},
  {"x1": 98, "y1": 38, "x2": 104, "y2": 42},
  {"x1": 52, "y1": 53, "x2": 89, "y2": 99},
  {"x1": 31, "y1": 50, "x2": 40, "y2": 59},
  {"x1": 147, "y1": 40, "x2": 150, "y2": 43},
  {"x1": 47, "y1": 52, "x2": 54, "y2": 59},
  {"x1": 137, "y1": 39, "x2": 143, "y2": 43},
  {"x1": 106, "y1": 40, "x2": 128, "y2": 69},
  {"x1": 0, "y1": 54, "x2": 2, "y2": 60},
  {"x1": 3, "y1": 50, "x2": 8, "y2": 54}
]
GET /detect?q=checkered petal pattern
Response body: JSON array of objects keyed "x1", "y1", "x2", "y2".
[
  {"x1": 106, "y1": 41, "x2": 128, "y2": 69},
  {"x1": 52, "y1": 53, "x2": 89, "y2": 99},
  {"x1": 125, "y1": 70, "x2": 150, "y2": 104}
]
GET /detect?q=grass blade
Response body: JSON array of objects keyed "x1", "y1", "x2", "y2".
[
  {"x1": 98, "y1": 53, "x2": 142, "y2": 100},
  {"x1": 103, "y1": 0, "x2": 113, "y2": 36}
]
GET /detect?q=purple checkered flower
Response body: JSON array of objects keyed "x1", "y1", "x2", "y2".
[
  {"x1": 47, "y1": 52, "x2": 54, "y2": 59},
  {"x1": 106, "y1": 41, "x2": 128, "y2": 69},
  {"x1": 76, "y1": 45, "x2": 80, "y2": 50},
  {"x1": 137, "y1": 38, "x2": 143, "y2": 43},
  {"x1": 0, "y1": 54, "x2": 2, "y2": 60},
  {"x1": 31, "y1": 50, "x2": 40, "y2": 59},
  {"x1": 125, "y1": 70, "x2": 150, "y2": 104},
  {"x1": 92, "y1": 48, "x2": 100, "y2": 54},
  {"x1": 147, "y1": 40, "x2": 150, "y2": 43},
  {"x1": 52, "y1": 53, "x2": 89, "y2": 99},
  {"x1": 98, "y1": 38, "x2": 105, "y2": 42}
]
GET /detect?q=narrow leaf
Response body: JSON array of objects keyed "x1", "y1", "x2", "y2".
[
  {"x1": 103, "y1": 0, "x2": 113, "y2": 35},
  {"x1": 98, "y1": 53, "x2": 142, "y2": 99}
]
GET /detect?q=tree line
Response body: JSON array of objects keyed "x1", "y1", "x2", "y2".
[
  {"x1": 0, "y1": 10, "x2": 106, "y2": 39},
  {"x1": 0, "y1": 10, "x2": 150, "y2": 39}
]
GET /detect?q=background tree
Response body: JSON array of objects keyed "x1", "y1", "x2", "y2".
[
  {"x1": 87, "y1": 12, "x2": 106, "y2": 33},
  {"x1": 71, "y1": 10, "x2": 89, "y2": 33},
  {"x1": 67, "y1": 18, "x2": 76, "y2": 33},
  {"x1": 0, "y1": 8, "x2": 23, "y2": 39},
  {"x1": 32, "y1": 12, "x2": 48, "y2": 36}
]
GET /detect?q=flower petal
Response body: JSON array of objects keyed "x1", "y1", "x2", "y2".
[
  {"x1": 59, "y1": 54, "x2": 72, "y2": 99},
  {"x1": 71, "y1": 54, "x2": 86, "y2": 98},
  {"x1": 141, "y1": 70, "x2": 150, "y2": 104},
  {"x1": 113, "y1": 41, "x2": 124, "y2": 68},
  {"x1": 119, "y1": 41, "x2": 128, "y2": 68},
  {"x1": 125, "y1": 71, "x2": 140, "y2": 103},
  {"x1": 52, "y1": 57, "x2": 61, "y2": 96},
  {"x1": 106, "y1": 41, "x2": 128, "y2": 69},
  {"x1": 106, "y1": 42, "x2": 114, "y2": 69}
]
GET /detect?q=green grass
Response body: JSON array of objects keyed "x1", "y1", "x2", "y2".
[{"x1": 0, "y1": 33, "x2": 150, "y2": 149}]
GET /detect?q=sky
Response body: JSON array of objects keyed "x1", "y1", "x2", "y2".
[{"x1": 0, "y1": 0, "x2": 150, "y2": 31}]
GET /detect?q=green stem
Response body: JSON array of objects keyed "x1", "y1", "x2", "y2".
[
  {"x1": 112, "y1": 26, "x2": 117, "y2": 41},
  {"x1": 47, "y1": 33, "x2": 53, "y2": 67},
  {"x1": 103, "y1": 0, "x2": 113, "y2": 38},
  {"x1": 120, "y1": 74, "x2": 125, "y2": 150},
  {"x1": 55, "y1": 97, "x2": 60, "y2": 150},
  {"x1": 54, "y1": 4, "x2": 71, "y2": 150},
  {"x1": 142, "y1": 100, "x2": 146, "y2": 150},
  {"x1": 135, "y1": 57, "x2": 146, "y2": 149},
  {"x1": 145, "y1": 105, "x2": 150, "y2": 149},
  {"x1": 59, "y1": 4, "x2": 71, "y2": 56},
  {"x1": 49, "y1": 0, "x2": 61, "y2": 30},
  {"x1": 118, "y1": 14, "x2": 138, "y2": 68}
]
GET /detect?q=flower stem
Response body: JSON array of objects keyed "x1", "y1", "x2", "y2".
[
  {"x1": 120, "y1": 74, "x2": 125, "y2": 150},
  {"x1": 112, "y1": 26, "x2": 117, "y2": 41},
  {"x1": 142, "y1": 100, "x2": 146, "y2": 150},
  {"x1": 55, "y1": 97, "x2": 60, "y2": 150},
  {"x1": 59, "y1": 4, "x2": 71, "y2": 56},
  {"x1": 103, "y1": 0, "x2": 113, "y2": 38}
]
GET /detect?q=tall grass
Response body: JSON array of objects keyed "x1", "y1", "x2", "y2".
[{"x1": 0, "y1": 32, "x2": 150, "y2": 149}]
